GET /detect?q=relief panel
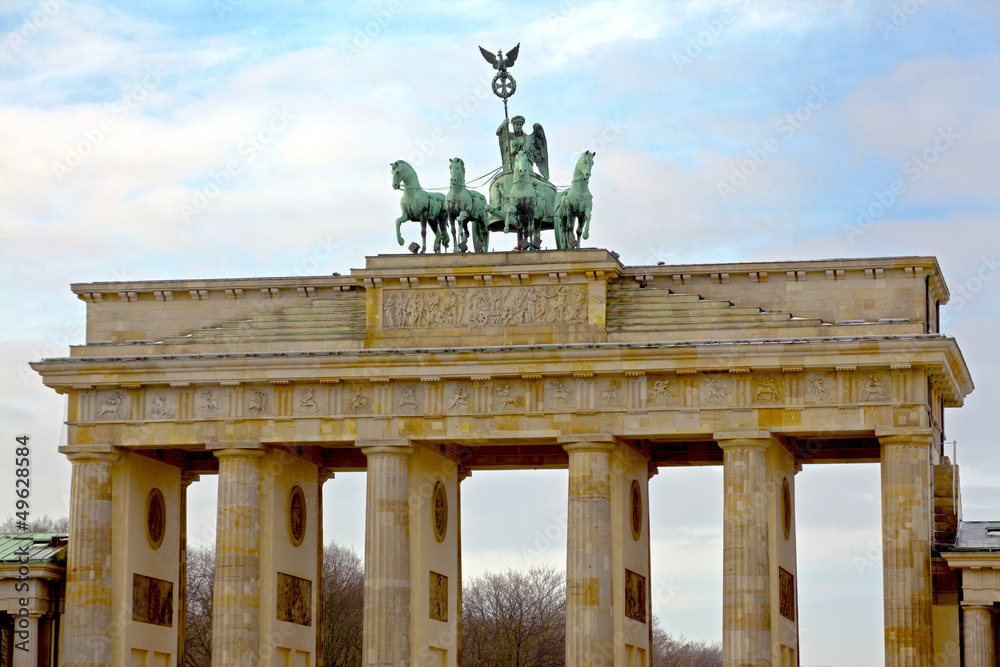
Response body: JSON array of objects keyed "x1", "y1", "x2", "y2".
[
  {"x1": 751, "y1": 374, "x2": 783, "y2": 405},
  {"x1": 294, "y1": 385, "x2": 324, "y2": 415},
  {"x1": 857, "y1": 370, "x2": 891, "y2": 402},
  {"x1": 803, "y1": 372, "x2": 835, "y2": 404},
  {"x1": 381, "y1": 285, "x2": 587, "y2": 329},
  {"x1": 132, "y1": 573, "x2": 173, "y2": 627},
  {"x1": 276, "y1": 572, "x2": 312, "y2": 626},
  {"x1": 444, "y1": 383, "x2": 473, "y2": 413},
  {"x1": 345, "y1": 384, "x2": 372, "y2": 414},
  {"x1": 648, "y1": 377, "x2": 680, "y2": 407},
  {"x1": 546, "y1": 379, "x2": 575, "y2": 409},
  {"x1": 244, "y1": 386, "x2": 273, "y2": 417},
  {"x1": 96, "y1": 389, "x2": 128, "y2": 421},
  {"x1": 701, "y1": 375, "x2": 733, "y2": 406},
  {"x1": 146, "y1": 390, "x2": 176, "y2": 419},
  {"x1": 394, "y1": 383, "x2": 421, "y2": 414},
  {"x1": 494, "y1": 381, "x2": 526, "y2": 412}
]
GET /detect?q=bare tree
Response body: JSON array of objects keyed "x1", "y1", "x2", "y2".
[
  {"x1": 184, "y1": 545, "x2": 214, "y2": 667},
  {"x1": 321, "y1": 541, "x2": 364, "y2": 667},
  {"x1": 650, "y1": 615, "x2": 722, "y2": 667},
  {"x1": 0, "y1": 515, "x2": 68, "y2": 532},
  {"x1": 462, "y1": 566, "x2": 566, "y2": 667}
]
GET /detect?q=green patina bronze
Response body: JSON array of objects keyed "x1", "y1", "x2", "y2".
[
  {"x1": 389, "y1": 45, "x2": 595, "y2": 253},
  {"x1": 391, "y1": 160, "x2": 449, "y2": 254},
  {"x1": 555, "y1": 150, "x2": 595, "y2": 250}
]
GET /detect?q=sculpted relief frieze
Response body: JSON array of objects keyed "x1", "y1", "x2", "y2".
[
  {"x1": 381, "y1": 285, "x2": 587, "y2": 329},
  {"x1": 73, "y1": 366, "x2": 918, "y2": 428}
]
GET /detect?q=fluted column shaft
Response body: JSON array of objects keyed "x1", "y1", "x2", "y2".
[
  {"x1": 963, "y1": 605, "x2": 996, "y2": 667},
  {"x1": 62, "y1": 450, "x2": 117, "y2": 667},
  {"x1": 720, "y1": 439, "x2": 770, "y2": 667},
  {"x1": 211, "y1": 448, "x2": 265, "y2": 667},
  {"x1": 564, "y1": 441, "x2": 615, "y2": 667},
  {"x1": 362, "y1": 443, "x2": 414, "y2": 667},
  {"x1": 880, "y1": 433, "x2": 933, "y2": 666}
]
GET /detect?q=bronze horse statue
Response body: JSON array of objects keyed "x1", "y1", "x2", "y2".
[{"x1": 391, "y1": 160, "x2": 449, "y2": 253}]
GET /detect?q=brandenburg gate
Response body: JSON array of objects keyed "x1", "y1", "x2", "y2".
[{"x1": 32, "y1": 250, "x2": 977, "y2": 666}]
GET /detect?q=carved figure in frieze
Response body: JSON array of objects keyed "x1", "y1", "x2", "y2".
[
  {"x1": 704, "y1": 377, "x2": 732, "y2": 404},
  {"x1": 858, "y1": 373, "x2": 889, "y2": 402},
  {"x1": 805, "y1": 375, "x2": 830, "y2": 403},
  {"x1": 397, "y1": 386, "x2": 418, "y2": 413},
  {"x1": 348, "y1": 386, "x2": 371, "y2": 413},
  {"x1": 445, "y1": 385, "x2": 471, "y2": 412},
  {"x1": 753, "y1": 376, "x2": 782, "y2": 404},
  {"x1": 600, "y1": 379, "x2": 625, "y2": 407},
  {"x1": 496, "y1": 383, "x2": 525, "y2": 411},
  {"x1": 383, "y1": 293, "x2": 396, "y2": 329},
  {"x1": 650, "y1": 380, "x2": 679, "y2": 406},
  {"x1": 549, "y1": 379, "x2": 574, "y2": 407},
  {"x1": 98, "y1": 391, "x2": 125, "y2": 420},
  {"x1": 440, "y1": 291, "x2": 459, "y2": 326},
  {"x1": 298, "y1": 387, "x2": 319, "y2": 413},
  {"x1": 246, "y1": 388, "x2": 269, "y2": 415},
  {"x1": 198, "y1": 389, "x2": 222, "y2": 417},
  {"x1": 149, "y1": 395, "x2": 171, "y2": 418}
]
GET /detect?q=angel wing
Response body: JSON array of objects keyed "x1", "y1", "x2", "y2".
[{"x1": 526, "y1": 123, "x2": 549, "y2": 180}]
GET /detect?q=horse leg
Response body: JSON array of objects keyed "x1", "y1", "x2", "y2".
[
  {"x1": 395, "y1": 214, "x2": 408, "y2": 246},
  {"x1": 582, "y1": 204, "x2": 592, "y2": 240},
  {"x1": 420, "y1": 219, "x2": 428, "y2": 253}
]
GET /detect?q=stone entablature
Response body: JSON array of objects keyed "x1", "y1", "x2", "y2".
[{"x1": 67, "y1": 252, "x2": 949, "y2": 352}]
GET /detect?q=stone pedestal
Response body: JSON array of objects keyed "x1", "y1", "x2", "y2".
[
  {"x1": 719, "y1": 436, "x2": 771, "y2": 667},
  {"x1": 880, "y1": 432, "x2": 934, "y2": 666},
  {"x1": 61, "y1": 448, "x2": 117, "y2": 667},
  {"x1": 211, "y1": 446, "x2": 265, "y2": 667},
  {"x1": 563, "y1": 438, "x2": 615, "y2": 667},
  {"x1": 361, "y1": 440, "x2": 414, "y2": 667},
  {"x1": 962, "y1": 604, "x2": 996, "y2": 667}
]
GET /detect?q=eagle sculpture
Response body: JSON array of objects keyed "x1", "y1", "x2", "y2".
[{"x1": 479, "y1": 43, "x2": 519, "y2": 72}]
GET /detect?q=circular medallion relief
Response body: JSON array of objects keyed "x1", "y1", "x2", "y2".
[
  {"x1": 288, "y1": 485, "x2": 306, "y2": 547},
  {"x1": 146, "y1": 488, "x2": 165, "y2": 550},
  {"x1": 432, "y1": 482, "x2": 448, "y2": 543},
  {"x1": 630, "y1": 480, "x2": 643, "y2": 541},
  {"x1": 781, "y1": 478, "x2": 792, "y2": 541}
]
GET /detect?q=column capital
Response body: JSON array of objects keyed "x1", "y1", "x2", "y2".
[
  {"x1": 876, "y1": 429, "x2": 934, "y2": 447},
  {"x1": 962, "y1": 602, "x2": 997, "y2": 611},
  {"x1": 359, "y1": 438, "x2": 414, "y2": 457},
  {"x1": 61, "y1": 444, "x2": 120, "y2": 464},
  {"x1": 181, "y1": 470, "x2": 200, "y2": 487},
  {"x1": 212, "y1": 447, "x2": 266, "y2": 462},
  {"x1": 559, "y1": 433, "x2": 619, "y2": 455},
  {"x1": 715, "y1": 431, "x2": 774, "y2": 450}
]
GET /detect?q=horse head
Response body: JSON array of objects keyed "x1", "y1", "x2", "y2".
[
  {"x1": 449, "y1": 157, "x2": 465, "y2": 185},
  {"x1": 575, "y1": 151, "x2": 595, "y2": 182},
  {"x1": 391, "y1": 160, "x2": 414, "y2": 191}
]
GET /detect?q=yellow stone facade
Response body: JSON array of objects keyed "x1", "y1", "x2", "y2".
[{"x1": 32, "y1": 250, "x2": 982, "y2": 666}]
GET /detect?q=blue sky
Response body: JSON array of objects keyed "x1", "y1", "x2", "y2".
[{"x1": 2, "y1": 1, "x2": 999, "y2": 664}]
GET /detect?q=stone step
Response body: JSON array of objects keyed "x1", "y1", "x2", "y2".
[
  {"x1": 607, "y1": 317, "x2": 823, "y2": 332},
  {"x1": 607, "y1": 310, "x2": 795, "y2": 325},
  {"x1": 607, "y1": 302, "x2": 755, "y2": 316},
  {"x1": 163, "y1": 330, "x2": 365, "y2": 344}
]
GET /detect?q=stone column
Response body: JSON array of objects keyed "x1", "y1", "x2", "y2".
[
  {"x1": 61, "y1": 448, "x2": 117, "y2": 667},
  {"x1": 317, "y1": 467, "x2": 334, "y2": 662},
  {"x1": 880, "y1": 431, "x2": 933, "y2": 666},
  {"x1": 563, "y1": 438, "x2": 615, "y2": 667},
  {"x1": 962, "y1": 604, "x2": 996, "y2": 667},
  {"x1": 178, "y1": 471, "x2": 199, "y2": 666},
  {"x1": 12, "y1": 613, "x2": 40, "y2": 667},
  {"x1": 211, "y1": 446, "x2": 265, "y2": 667},
  {"x1": 718, "y1": 436, "x2": 771, "y2": 667},
  {"x1": 361, "y1": 440, "x2": 414, "y2": 667}
]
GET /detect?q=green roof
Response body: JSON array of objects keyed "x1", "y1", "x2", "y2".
[
  {"x1": 953, "y1": 522, "x2": 1000, "y2": 552},
  {"x1": 0, "y1": 533, "x2": 68, "y2": 564}
]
